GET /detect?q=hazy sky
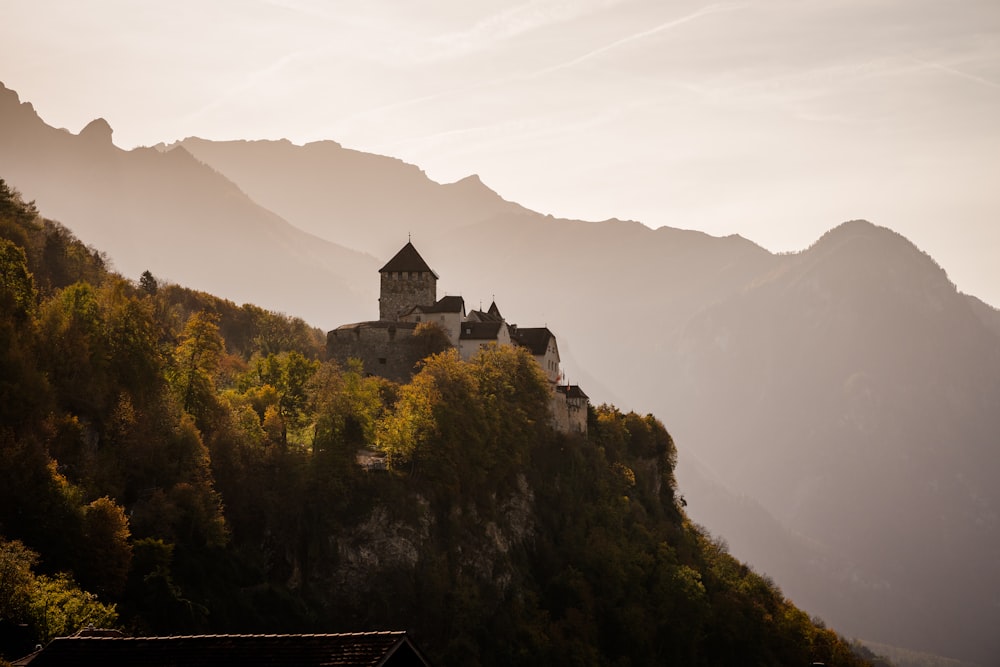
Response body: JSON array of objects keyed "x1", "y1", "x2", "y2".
[{"x1": 3, "y1": 0, "x2": 999, "y2": 305}]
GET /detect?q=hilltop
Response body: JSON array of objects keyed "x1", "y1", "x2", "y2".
[{"x1": 0, "y1": 181, "x2": 876, "y2": 665}]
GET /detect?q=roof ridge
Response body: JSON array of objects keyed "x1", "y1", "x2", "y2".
[
  {"x1": 378, "y1": 242, "x2": 438, "y2": 277},
  {"x1": 58, "y1": 631, "x2": 409, "y2": 640}
]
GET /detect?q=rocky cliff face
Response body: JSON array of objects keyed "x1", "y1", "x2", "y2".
[{"x1": 313, "y1": 474, "x2": 537, "y2": 622}]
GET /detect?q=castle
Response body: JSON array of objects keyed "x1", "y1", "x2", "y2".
[{"x1": 327, "y1": 242, "x2": 588, "y2": 435}]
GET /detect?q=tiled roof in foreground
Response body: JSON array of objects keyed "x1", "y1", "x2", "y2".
[{"x1": 14, "y1": 632, "x2": 430, "y2": 667}]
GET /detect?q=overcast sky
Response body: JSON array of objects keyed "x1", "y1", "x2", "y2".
[{"x1": 3, "y1": 0, "x2": 999, "y2": 305}]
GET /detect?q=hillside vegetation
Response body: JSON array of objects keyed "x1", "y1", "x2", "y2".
[{"x1": 0, "y1": 180, "x2": 875, "y2": 665}]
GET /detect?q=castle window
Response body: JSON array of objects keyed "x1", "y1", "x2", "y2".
[
  {"x1": 378, "y1": 357, "x2": 387, "y2": 365},
  {"x1": 415, "y1": 316, "x2": 421, "y2": 322}
]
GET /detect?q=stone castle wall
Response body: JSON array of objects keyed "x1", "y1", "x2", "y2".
[
  {"x1": 379, "y1": 272, "x2": 436, "y2": 321},
  {"x1": 327, "y1": 322, "x2": 426, "y2": 383}
]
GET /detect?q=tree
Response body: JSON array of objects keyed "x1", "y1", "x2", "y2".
[
  {"x1": 29, "y1": 574, "x2": 118, "y2": 642},
  {"x1": 411, "y1": 321, "x2": 453, "y2": 359},
  {"x1": 139, "y1": 270, "x2": 158, "y2": 296},
  {"x1": 79, "y1": 497, "x2": 133, "y2": 598},
  {"x1": 169, "y1": 311, "x2": 225, "y2": 426},
  {"x1": 0, "y1": 538, "x2": 118, "y2": 645},
  {"x1": 236, "y1": 351, "x2": 321, "y2": 447},
  {"x1": 0, "y1": 539, "x2": 35, "y2": 624},
  {"x1": 0, "y1": 239, "x2": 36, "y2": 323},
  {"x1": 37, "y1": 282, "x2": 111, "y2": 417}
]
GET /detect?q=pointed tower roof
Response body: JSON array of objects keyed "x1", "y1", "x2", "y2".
[
  {"x1": 487, "y1": 300, "x2": 502, "y2": 320},
  {"x1": 379, "y1": 242, "x2": 438, "y2": 278}
]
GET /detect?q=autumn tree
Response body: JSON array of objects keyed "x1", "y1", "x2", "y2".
[
  {"x1": 169, "y1": 311, "x2": 225, "y2": 427},
  {"x1": 0, "y1": 538, "x2": 118, "y2": 646},
  {"x1": 0, "y1": 239, "x2": 36, "y2": 323},
  {"x1": 139, "y1": 269, "x2": 158, "y2": 295},
  {"x1": 78, "y1": 497, "x2": 133, "y2": 598}
]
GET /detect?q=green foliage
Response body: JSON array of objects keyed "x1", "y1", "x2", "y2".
[
  {"x1": 139, "y1": 270, "x2": 158, "y2": 295},
  {"x1": 0, "y1": 239, "x2": 36, "y2": 323},
  {"x1": 0, "y1": 186, "x2": 871, "y2": 666},
  {"x1": 79, "y1": 497, "x2": 133, "y2": 598},
  {"x1": 28, "y1": 573, "x2": 118, "y2": 643},
  {"x1": 411, "y1": 320, "x2": 453, "y2": 358},
  {"x1": 0, "y1": 538, "x2": 118, "y2": 647},
  {"x1": 169, "y1": 310, "x2": 225, "y2": 424},
  {"x1": 0, "y1": 538, "x2": 36, "y2": 623}
]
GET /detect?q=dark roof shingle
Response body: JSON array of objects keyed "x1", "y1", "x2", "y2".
[
  {"x1": 379, "y1": 242, "x2": 438, "y2": 278},
  {"x1": 410, "y1": 295, "x2": 464, "y2": 315},
  {"x1": 460, "y1": 321, "x2": 504, "y2": 340},
  {"x1": 511, "y1": 327, "x2": 555, "y2": 356}
]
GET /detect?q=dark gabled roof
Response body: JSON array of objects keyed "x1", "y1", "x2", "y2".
[
  {"x1": 410, "y1": 295, "x2": 465, "y2": 315},
  {"x1": 459, "y1": 321, "x2": 504, "y2": 340},
  {"x1": 511, "y1": 327, "x2": 555, "y2": 356},
  {"x1": 333, "y1": 321, "x2": 419, "y2": 332},
  {"x1": 14, "y1": 632, "x2": 430, "y2": 667},
  {"x1": 379, "y1": 242, "x2": 438, "y2": 278},
  {"x1": 466, "y1": 306, "x2": 503, "y2": 323},
  {"x1": 556, "y1": 385, "x2": 589, "y2": 400}
]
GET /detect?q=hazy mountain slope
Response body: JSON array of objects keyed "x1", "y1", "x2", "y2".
[
  {"x1": 4, "y1": 84, "x2": 997, "y2": 663},
  {"x1": 420, "y1": 212, "x2": 777, "y2": 405},
  {"x1": 0, "y1": 82, "x2": 375, "y2": 325},
  {"x1": 179, "y1": 135, "x2": 1000, "y2": 663},
  {"x1": 173, "y1": 137, "x2": 526, "y2": 257},
  {"x1": 663, "y1": 221, "x2": 1000, "y2": 663},
  {"x1": 147, "y1": 131, "x2": 1000, "y2": 664}
]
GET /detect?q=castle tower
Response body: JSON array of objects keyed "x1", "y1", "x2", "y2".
[{"x1": 379, "y1": 242, "x2": 438, "y2": 321}]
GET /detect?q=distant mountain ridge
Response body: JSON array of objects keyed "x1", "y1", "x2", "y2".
[
  {"x1": 170, "y1": 136, "x2": 527, "y2": 259},
  {"x1": 0, "y1": 82, "x2": 376, "y2": 324},
  {"x1": 665, "y1": 220, "x2": 1000, "y2": 661},
  {"x1": 3, "y1": 81, "x2": 999, "y2": 664}
]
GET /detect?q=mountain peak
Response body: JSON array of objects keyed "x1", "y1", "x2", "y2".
[
  {"x1": 450, "y1": 173, "x2": 487, "y2": 189},
  {"x1": 79, "y1": 117, "x2": 114, "y2": 145},
  {"x1": 0, "y1": 80, "x2": 38, "y2": 119},
  {"x1": 0, "y1": 80, "x2": 18, "y2": 104},
  {"x1": 806, "y1": 219, "x2": 912, "y2": 258},
  {"x1": 800, "y1": 218, "x2": 955, "y2": 300},
  {"x1": 445, "y1": 173, "x2": 505, "y2": 201}
]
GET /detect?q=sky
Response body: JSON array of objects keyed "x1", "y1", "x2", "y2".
[{"x1": 3, "y1": 0, "x2": 999, "y2": 306}]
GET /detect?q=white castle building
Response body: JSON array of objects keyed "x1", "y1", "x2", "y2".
[{"x1": 327, "y1": 241, "x2": 588, "y2": 435}]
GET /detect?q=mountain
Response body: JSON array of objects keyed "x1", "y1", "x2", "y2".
[
  {"x1": 168, "y1": 139, "x2": 1000, "y2": 665},
  {"x1": 4, "y1": 83, "x2": 999, "y2": 664},
  {"x1": 662, "y1": 221, "x2": 1000, "y2": 661},
  {"x1": 172, "y1": 137, "x2": 527, "y2": 259},
  {"x1": 0, "y1": 184, "x2": 874, "y2": 666},
  {"x1": 0, "y1": 82, "x2": 375, "y2": 326}
]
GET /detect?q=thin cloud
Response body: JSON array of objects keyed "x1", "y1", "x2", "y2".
[
  {"x1": 428, "y1": 0, "x2": 626, "y2": 58},
  {"x1": 915, "y1": 59, "x2": 1000, "y2": 90},
  {"x1": 179, "y1": 49, "x2": 314, "y2": 125},
  {"x1": 526, "y1": 2, "x2": 748, "y2": 78}
]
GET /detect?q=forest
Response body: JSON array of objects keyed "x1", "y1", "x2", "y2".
[{"x1": 0, "y1": 179, "x2": 881, "y2": 666}]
